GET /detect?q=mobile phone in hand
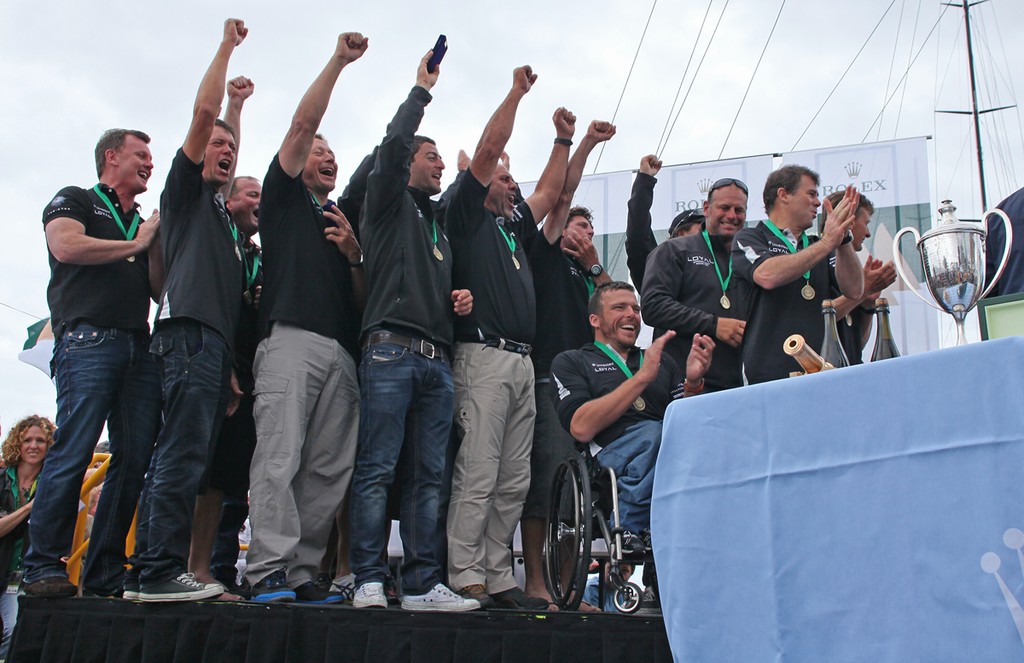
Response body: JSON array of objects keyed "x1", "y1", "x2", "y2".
[{"x1": 427, "y1": 35, "x2": 447, "y2": 73}]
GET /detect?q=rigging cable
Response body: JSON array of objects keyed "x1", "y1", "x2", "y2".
[
  {"x1": 654, "y1": 0, "x2": 715, "y2": 157},
  {"x1": 591, "y1": 0, "x2": 659, "y2": 174},
  {"x1": 657, "y1": 0, "x2": 731, "y2": 160},
  {"x1": 877, "y1": 0, "x2": 908, "y2": 142},
  {"x1": 790, "y1": 0, "x2": 898, "y2": 152},
  {"x1": 718, "y1": 0, "x2": 786, "y2": 159},
  {"x1": 860, "y1": 2, "x2": 953, "y2": 142},
  {"x1": 892, "y1": 0, "x2": 924, "y2": 138},
  {"x1": 0, "y1": 301, "x2": 45, "y2": 321}
]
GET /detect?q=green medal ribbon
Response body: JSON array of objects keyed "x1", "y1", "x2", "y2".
[
  {"x1": 594, "y1": 341, "x2": 643, "y2": 378},
  {"x1": 763, "y1": 219, "x2": 810, "y2": 281},
  {"x1": 701, "y1": 229, "x2": 733, "y2": 295},
  {"x1": 309, "y1": 192, "x2": 324, "y2": 215},
  {"x1": 243, "y1": 247, "x2": 260, "y2": 289},
  {"x1": 92, "y1": 185, "x2": 140, "y2": 240},
  {"x1": 497, "y1": 223, "x2": 517, "y2": 255}
]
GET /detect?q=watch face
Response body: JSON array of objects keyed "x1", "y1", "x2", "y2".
[{"x1": 590, "y1": 264, "x2": 603, "y2": 276}]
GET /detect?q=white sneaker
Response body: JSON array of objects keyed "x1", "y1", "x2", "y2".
[
  {"x1": 330, "y1": 573, "x2": 355, "y2": 600},
  {"x1": 353, "y1": 581, "x2": 387, "y2": 608},
  {"x1": 401, "y1": 583, "x2": 481, "y2": 612}
]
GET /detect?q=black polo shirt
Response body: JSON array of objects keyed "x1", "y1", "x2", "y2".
[
  {"x1": 550, "y1": 344, "x2": 682, "y2": 448},
  {"x1": 156, "y1": 149, "x2": 244, "y2": 346},
  {"x1": 528, "y1": 235, "x2": 592, "y2": 376},
  {"x1": 257, "y1": 154, "x2": 361, "y2": 359},
  {"x1": 233, "y1": 238, "x2": 263, "y2": 393},
  {"x1": 42, "y1": 184, "x2": 152, "y2": 332},
  {"x1": 732, "y1": 221, "x2": 839, "y2": 384},
  {"x1": 447, "y1": 172, "x2": 537, "y2": 343}
]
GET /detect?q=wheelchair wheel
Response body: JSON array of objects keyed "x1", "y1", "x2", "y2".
[
  {"x1": 613, "y1": 581, "x2": 643, "y2": 614},
  {"x1": 543, "y1": 455, "x2": 592, "y2": 610}
]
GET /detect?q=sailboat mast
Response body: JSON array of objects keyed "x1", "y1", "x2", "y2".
[{"x1": 962, "y1": 0, "x2": 989, "y2": 210}]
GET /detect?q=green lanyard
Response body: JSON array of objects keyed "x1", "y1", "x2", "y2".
[
  {"x1": 763, "y1": 219, "x2": 810, "y2": 281},
  {"x1": 309, "y1": 192, "x2": 325, "y2": 215},
  {"x1": 701, "y1": 229, "x2": 733, "y2": 294},
  {"x1": 243, "y1": 245, "x2": 260, "y2": 289},
  {"x1": 497, "y1": 224, "x2": 517, "y2": 254},
  {"x1": 92, "y1": 185, "x2": 140, "y2": 240},
  {"x1": 594, "y1": 341, "x2": 642, "y2": 378}
]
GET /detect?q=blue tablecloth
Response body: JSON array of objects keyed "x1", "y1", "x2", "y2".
[{"x1": 652, "y1": 337, "x2": 1024, "y2": 662}]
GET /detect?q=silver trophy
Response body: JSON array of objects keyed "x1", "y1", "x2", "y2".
[{"x1": 893, "y1": 200, "x2": 1013, "y2": 346}]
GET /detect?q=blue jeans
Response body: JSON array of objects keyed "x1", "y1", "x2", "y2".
[
  {"x1": 23, "y1": 324, "x2": 160, "y2": 595},
  {"x1": 136, "y1": 319, "x2": 231, "y2": 585},
  {"x1": 595, "y1": 420, "x2": 663, "y2": 533},
  {"x1": 349, "y1": 342, "x2": 453, "y2": 595}
]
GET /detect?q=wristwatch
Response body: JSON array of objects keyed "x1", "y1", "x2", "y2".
[{"x1": 589, "y1": 264, "x2": 604, "y2": 277}]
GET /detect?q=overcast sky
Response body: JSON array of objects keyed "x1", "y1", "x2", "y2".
[{"x1": 1, "y1": 0, "x2": 1022, "y2": 431}]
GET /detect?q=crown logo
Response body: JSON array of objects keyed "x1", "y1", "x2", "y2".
[
  {"x1": 982, "y1": 528, "x2": 1024, "y2": 646},
  {"x1": 697, "y1": 178, "x2": 713, "y2": 195},
  {"x1": 845, "y1": 161, "x2": 863, "y2": 178}
]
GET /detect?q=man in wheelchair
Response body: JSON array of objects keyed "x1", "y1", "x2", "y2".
[{"x1": 550, "y1": 281, "x2": 714, "y2": 553}]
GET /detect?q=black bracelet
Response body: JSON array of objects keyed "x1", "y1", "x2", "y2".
[{"x1": 554, "y1": 137, "x2": 573, "y2": 147}]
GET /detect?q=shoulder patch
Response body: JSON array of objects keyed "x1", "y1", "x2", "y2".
[{"x1": 50, "y1": 195, "x2": 66, "y2": 207}]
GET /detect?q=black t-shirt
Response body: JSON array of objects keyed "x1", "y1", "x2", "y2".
[
  {"x1": 447, "y1": 172, "x2": 537, "y2": 343},
  {"x1": 42, "y1": 184, "x2": 152, "y2": 332},
  {"x1": 257, "y1": 154, "x2": 361, "y2": 358},
  {"x1": 528, "y1": 235, "x2": 592, "y2": 375},
  {"x1": 550, "y1": 344, "x2": 682, "y2": 448},
  {"x1": 233, "y1": 238, "x2": 263, "y2": 393},
  {"x1": 732, "y1": 221, "x2": 839, "y2": 384},
  {"x1": 156, "y1": 149, "x2": 244, "y2": 346}
]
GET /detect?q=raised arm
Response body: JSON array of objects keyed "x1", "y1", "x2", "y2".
[
  {"x1": 183, "y1": 19, "x2": 247, "y2": 165},
  {"x1": 523, "y1": 107, "x2": 576, "y2": 223},
  {"x1": 625, "y1": 155, "x2": 662, "y2": 288},
  {"x1": 220, "y1": 76, "x2": 254, "y2": 196},
  {"x1": 542, "y1": 120, "x2": 615, "y2": 243},
  {"x1": 467, "y1": 66, "x2": 536, "y2": 186},
  {"x1": 278, "y1": 32, "x2": 368, "y2": 178}
]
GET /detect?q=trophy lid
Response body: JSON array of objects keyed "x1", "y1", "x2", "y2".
[{"x1": 921, "y1": 199, "x2": 985, "y2": 242}]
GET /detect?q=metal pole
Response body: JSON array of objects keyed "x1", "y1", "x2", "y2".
[{"x1": 962, "y1": 0, "x2": 989, "y2": 210}]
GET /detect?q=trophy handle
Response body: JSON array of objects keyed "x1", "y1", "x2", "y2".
[
  {"x1": 892, "y1": 226, "x2": 945, "y2": 311},
  {"x1": 979, "y1": 208, "x2": 1014, "y2": 300}
]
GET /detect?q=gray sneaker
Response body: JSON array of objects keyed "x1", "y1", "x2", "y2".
[
  {"x1": 402, "y1": 583, "x2": 481, "y2": 612},
  {"x1": 353, "y1": 581, "x2": 388, "y2": 608},
  {"x1": 138, "y1": 573, "x2": 223, "y2": 602}
]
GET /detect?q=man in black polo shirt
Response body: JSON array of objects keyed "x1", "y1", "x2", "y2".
[
  {"x1": 135, "y1": 18, "x2": 249, "y2": 602},
  {"x1": 642, "y1": 175, "x2": 750, "y2": 392},
  {"x1": 348, "y1": 50, "x2": 477, "y2": 612},
  {"x1": 444, "y1": 66, "x2": 574, "y2": 610},
  {"x1": 820, "y1": 191, "x2": 896, "y2": 364},
  {"x1": 625, "y1": 154, "x2": 705, "y2": 289},
  {"x1": 24, "y1": 128, "x2": 162, "y2": 599},
  {"x1": 550, "y1": 282, "x2": 713, "y2": 549},
  {"x1": 521, "y1": 120, "x2": 616, "y2": 605},
  {"x1": 245, "y1": 32, "x2": 368, "y2": 605},
  {"x1": 732, "y1": 165, "x2": 864, "y2": 384}
]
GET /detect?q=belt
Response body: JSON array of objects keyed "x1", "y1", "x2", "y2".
[
  {"x1": 480, "y1": 337, "x2": 532, "y2": 356},
  {"x1": 364, "y1": 330, "x2": 447, "y2": 361}
]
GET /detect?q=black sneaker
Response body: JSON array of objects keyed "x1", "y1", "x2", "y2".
[
  {"x1": 621, "y1": 530, "x2": 646, "y2": 556},
  {"x1": 250, "y1": 568, "x2": 296, "y2": 603},
  {"x1": 138, "y1": 573, "x2": 223, "y2": 602},
  {"x1": 294, "y1": 581, "x2": 344, "y2": 605},
  {"x1": 489, "y1": 586, "x2": 549, "y2": 610},
  {"x1": 122, "y1": 574, "x2": 141, "y2": 600},
  {"x1": 314, "y1": 572, "x2": 332, "y2": 591}
]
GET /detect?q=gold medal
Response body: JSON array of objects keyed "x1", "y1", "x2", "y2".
[
  {"x1": 235, "y1": 245, "x2": 242, "y2": 261},
  {"x1": 127, "y1": 255, "x2": 136, "y2": 263},
  {"x1": 512, "y1": 255, "x2": 521, "y2": 270},
  {"x1": 720, "y1": 294, "x2": 731, "y2": 310},
  {"x1": 801, "y1": 283, "x2": 815, "y2": 300},
  {"x1": 433, "y1": 245, "x2": 444, "y2": 261},
  {"x1": 633, "y1": 397, "x2": 646, "y2": 411},
  {"x1": 243, "y1": 289, "x2": 252, "y2": 305},
  {"x1": 845, "y1": 314, "x2": 853, "y2": 327}
]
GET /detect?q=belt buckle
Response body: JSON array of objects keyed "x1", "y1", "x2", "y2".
[{"x1": 420, "y1": 340, "x2": 435, "y2": 360}]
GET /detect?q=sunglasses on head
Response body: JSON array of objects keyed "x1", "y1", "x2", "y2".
[{"x1": 709, "y1": 177, "x2": 748, "y2": 195}]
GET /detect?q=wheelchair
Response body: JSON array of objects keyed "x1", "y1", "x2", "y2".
[{"x1": 542, "y1": 447, "x2": 653, "y2": 613}]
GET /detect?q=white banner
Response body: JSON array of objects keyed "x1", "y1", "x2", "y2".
[
  {"x1": 658, "y1": 155, "x2": 776, "y2": 224},
  {"x1": 783, "y1": 137, "x2": 930, "y2": 208}
]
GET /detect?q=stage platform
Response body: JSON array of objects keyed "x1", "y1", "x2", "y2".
[{"x1": 9, "y1": 596, "x2": 672, "y2": 663}]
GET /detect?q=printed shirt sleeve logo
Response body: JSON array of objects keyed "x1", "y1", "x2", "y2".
[
  {"x1": 554, "y1": 373, "x2": 570, "y2": 400},
  {"x1": 737, "y1": 239, "x2": 760, "y2": 265},
  {"x1": 49, "y1": 195, "x2": 66, "y2": 207}
]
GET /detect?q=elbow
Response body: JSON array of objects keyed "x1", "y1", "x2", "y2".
[
  {"x1": 192, "y1": 103, "x2": 219, "y2": 128},
  {"x1": 569, "y1": 420, "x2": 595, "y2": 444}
]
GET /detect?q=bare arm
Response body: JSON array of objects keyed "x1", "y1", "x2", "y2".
[
  {"x1": 220, "y1": 76, "x2": 254, "y2": 196},
  {"x1": 0, "y1": 501, "x2": 32, "y2": 539},
  {"x1": 323, "y1": 206, "x2": 366, "y2": 310},
  {"x1": 278, "y1": 33, "x2": 368, "y2": 178},
  {"x1": 468, "y1": 66, "x2": 536, "y2": 186},
  {"x1": 542, "y1": 120, "x2": 615, "y2": 244},
  {"x1": 523, "y1": 107, "x2": 576, "y2": 223},
  {"x1": 183, "y1": 19, "x2": 247, "y2": 165},
  {"x1": 45, "y1": 214, "x2": 156, "y2": 265}
]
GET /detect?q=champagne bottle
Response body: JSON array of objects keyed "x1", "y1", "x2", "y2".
[
  {"x1": 820, "y1": 299, "x2": 850, "y2": 369},
  {"x1": 870, "y1": 298, "x2": 901, "y2": 361},
  {"x1": 783, "y1": 334, "x2": 831, "y2": 374}
]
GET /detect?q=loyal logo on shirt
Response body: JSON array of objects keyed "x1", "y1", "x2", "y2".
[{"x1": 688, "y1": 255, "x2": 713, "y2": 268}]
